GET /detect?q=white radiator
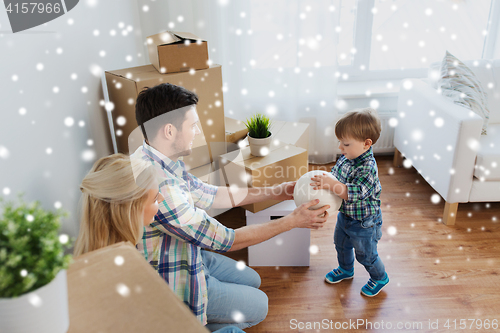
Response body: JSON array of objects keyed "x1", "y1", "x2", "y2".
[{"x1": 372, "y1": 114, "x2": 395, "y2": 154}]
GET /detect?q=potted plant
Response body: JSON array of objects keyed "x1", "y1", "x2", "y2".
[
  {"x1": 0, "y1": 196, "x2": 72, "y2": 333},
  {"x1": 244, "y1": 113, "x2": 273, "y2": 157}
]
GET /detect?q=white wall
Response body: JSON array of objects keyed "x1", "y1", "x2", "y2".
[{"x1": 0, "y1": 0, "x2": 147, "y2": 237}]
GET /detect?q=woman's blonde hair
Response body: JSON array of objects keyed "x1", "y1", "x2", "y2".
[{"x1": 73, "y1": 153, "x2": 156, "y2": 257}]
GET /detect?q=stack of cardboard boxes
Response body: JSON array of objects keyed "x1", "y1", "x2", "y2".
[{"x1": 105, "y1": 31, "x2": 225, "y2": 175}]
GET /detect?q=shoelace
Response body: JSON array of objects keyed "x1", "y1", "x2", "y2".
[
  {"x1": 332, "y1": 268, "x2": 343, "y2": 276},
  {"x1": 366, "y1": 279, "x2": 376, "y2": 289}
]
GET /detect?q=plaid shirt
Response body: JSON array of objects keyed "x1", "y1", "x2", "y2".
[
  {"x1": 331, "y1": 147, "x2": 381, "y2": 220},
  {"x1": 132, "y1": 142, "x2": 235, "y2": 325}
]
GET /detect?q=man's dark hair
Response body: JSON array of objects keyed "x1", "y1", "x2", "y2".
[{"x1": 135, "y1": 83, "x2": 198, "y2": 142}]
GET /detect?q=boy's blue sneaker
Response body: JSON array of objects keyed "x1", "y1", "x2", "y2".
[
  {"x1": 360, "y1": 274, "x2": 389, "y2": 297},
  {"x1": 325, "y1": 267, "x2": 354, "y2": 284}
]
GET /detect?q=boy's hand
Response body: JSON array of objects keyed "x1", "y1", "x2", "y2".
[
  {"x1": 310, "y1": 173, "x2": 348, "y2": 200},
  {"x1": 310, "y1": 173, "x2": 337, "y2": 192}
]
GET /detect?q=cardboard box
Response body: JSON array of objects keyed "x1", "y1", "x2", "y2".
[
  {"x1": 271, "y1": 120, "x2": 309, "y2": 151},
  {"x1": 147, "y1": 31, "x2": 209, "y2": 74},
  {"x1": 105, "y1": 64, "x2": 226, "y2": 169},
  {"x1": 246, "y1": 200, "x2": 310, "y2": 266},
  {"x1": 189, "y1": 162, "x2": 213, "y2": 184},
  {"x1": 67, "y1": 242, "x2": 208, "y2": 333},
  {"x1": 225, "y1": 117, "x2": 248, "y2": 144},
  {"x1": 219, "y1": 141, "x2": 309, "y2": 213},
  {"x1": 189, "y1": 162, "x2": 229, "y2": 217}
]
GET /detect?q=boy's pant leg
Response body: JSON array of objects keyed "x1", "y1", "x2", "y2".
[
  {"x1": 202, "y1": 250, "x2": 268, "y2": 332},
  {"x1": 347, "y1": 212, "x2": 386, "y2": 281},
  {"x1": 334, "y1": 212, "x2": 355, "y2": 271}
]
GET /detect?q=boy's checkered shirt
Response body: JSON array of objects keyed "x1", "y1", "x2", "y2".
[
  {"x1": 132, "y1": 142, "x2": 235, "y2": 325},
  {"x1": 331, "y1": 147, "x2": 381, "y2": 220}
]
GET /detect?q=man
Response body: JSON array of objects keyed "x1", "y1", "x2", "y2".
[{"x1": 132, "y1": 83, "x2": 329, "y2": 331}]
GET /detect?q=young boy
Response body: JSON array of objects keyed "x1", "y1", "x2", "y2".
[{"x1": 310, "y1": 108, "x2": 388, "y2": 297}]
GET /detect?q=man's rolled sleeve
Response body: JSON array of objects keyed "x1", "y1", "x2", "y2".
[
  {"x1": 345, "y1": 167, "x2": 376, "y2": 204},
  {"x1": 188, "y1": 173, "x2": 218, "y2": 211},
  {"x1": 152, "y1": 185, "x2": 234, "y2": 252}
]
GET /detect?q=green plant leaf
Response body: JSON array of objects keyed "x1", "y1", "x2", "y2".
[
  {"x1": 0, "y1": 195, "x2": 73, "y2": 298},
  {"x1": 244, "y1": 113, "x2": 272, "y2": 139}
]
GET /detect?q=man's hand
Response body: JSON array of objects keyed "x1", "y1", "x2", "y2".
[
  {"x1": 272, "y1": 181, "x2": 296, "y2": 201},
  {"x1": 286, "y1": 199, "x2": 330, "y2": 230},
  {"x1": 229, "y1": 198, "x2": 329, "y2": 251}
]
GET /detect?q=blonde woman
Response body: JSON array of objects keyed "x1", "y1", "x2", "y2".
[
  {"x1": 73, "y1": 154, "x2": 245, "y2": 333},
  {"x1": 73, "y1": 153, "x2": 162, "y2": 257}
]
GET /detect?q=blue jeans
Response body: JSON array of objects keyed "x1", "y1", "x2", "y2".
[
  {"x1": 334, "y1": 210, "x2": 386, "y2": 281},
  {"x1": 202, "y1": 250, "x2": 268, "y2": 332}
]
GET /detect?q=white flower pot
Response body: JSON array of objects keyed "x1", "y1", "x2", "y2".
[
  {"x1": 248, "y1": 132, "x2": 273, "y2": 157},
  {"x1": 0, "y1": 269, "x2": 69, "y2": 333}
]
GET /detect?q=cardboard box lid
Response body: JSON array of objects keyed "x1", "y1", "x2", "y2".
[
  {"x1": 67, "y1": 242, "x2": 208, "y2": 333},
  {"x1": 273, "y1": 121, "x2": 309, "y2": 151},
  {"x1": 225, "y1": 117, "x2": 247, "y2": 135},
  {"x1": 147, "y1": 31, "x2": 206, "y2": 46},
  {"x1": 221, "y1": 141, "x2": 306, "y2": 171},
  {"x1": 225, "y1": 117, "x2": 248, "y2": 143}
]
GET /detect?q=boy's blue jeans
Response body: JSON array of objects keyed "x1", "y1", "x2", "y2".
[{"x1": 334, "y1": 209, "x2": 386, "y2": 281}]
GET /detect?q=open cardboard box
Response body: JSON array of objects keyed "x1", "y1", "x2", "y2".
[
  {"x1": 271, "y1": 120, "x2": 309, "y2": 151},
  {"x1": 105, "y1": 64, "x2": 226, "y2": 169},
  {"x1": 219, "y1": 141, "x2": 308, "y2": 213},
  {"x1": 189, "y1": 162, "x2": 213, "y2": 184},
  {"x1": 67, "y1": 242, "x2": 208, "y2": 332},
  {"x1": 146, "y1": 31, "x2": 209, "y2": 74},
  {"x1": 225, "y1": 117, "x2": 248, "y2": 145}
]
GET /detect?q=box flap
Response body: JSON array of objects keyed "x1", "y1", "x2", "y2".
[
  {"x1": 67, "y1": 242, "x2": 208, "y2": 333},
  {"x1": 225, "y1": 117, "x2": 249, "y2": 144},
  {"x1": 146, "y1": 31, "x2": 179, "y2": 46},
  {"x1": 147, "y1": 31, "x2": 205, "y2": 46},
  {"x1": 225, "y1": 117, "x2": 247, "y2": 135},
  {"x1": 270, "y1": 120, "x2": 286, "y2": 136},
  {"x1": 275, "y1": 121, "x2": 309, "y2": 151},
  {"x1": 171, "y1": 31, "x2": 205, "y2": 42},
  {"x1": 189, "y1": 162, "x2": 213, "y2": 183},
  {"x1": 106, "y1": 64, "x2": 221, "y2": 83},
  {"x1": 105, "y1": 65, "x2": 157, "y2": 80}
]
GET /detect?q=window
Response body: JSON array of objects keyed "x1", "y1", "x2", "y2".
[
  {"x1": 337, "y1": 0, "x2": 357, "y2": 66},
  {"x1": 247, "y1": 0, "x2": 339, "y2": 69},
  {"x1": 339, "y1": 0, "x2": 497, "y2": 80}
]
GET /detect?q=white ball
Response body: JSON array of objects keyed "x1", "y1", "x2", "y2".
[{"x1": 294, "y1": 170, "x2": 343, "y2": 213}]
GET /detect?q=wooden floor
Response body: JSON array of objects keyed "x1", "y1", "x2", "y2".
[{"x1": 218, "y1": 155, "x2": 500, "y2": 333}]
